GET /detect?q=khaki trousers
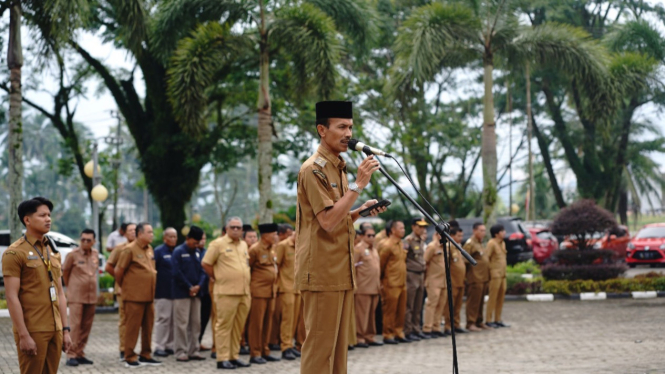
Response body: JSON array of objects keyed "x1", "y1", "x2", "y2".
[
  {"x1": 123, "y1": 301, "x2": 155, "y2": 362},
  {"x1": 173, "y1": 297, "x2": 201, "y2": 358},
  {"x1": 153, "y1": 298, "x2": 174, "y2": 351},
  {"x1": 443, "y1": 286, "x2": 464, "y2": 330},
  {"x1": 486, "y1": 277, "x2": 507, "y2": 323},
  {"x1": 300, "y1": 290, "x2": 353, "y2": 374},
  {"x1": 67, "y1": 303, "x2": 96, "y2": 358},
  {"x1": 209, "y1": 281, "x2": 216, "y2": 350},
  {"x1": 405, "y1": 272, "x2": 425, "y2": 335},
  {"x1": 294, "y1": 294, "x2": 306, "y2": 350},
  {"x1": 269, "y1": 294, "x2": 282, "y2": 347},
  {"x1": 117, "y1": 295, "x2": 125, "y2": 352},
  {"x1": 214, "y1": 294, "x2": 251, "y2": 361},
  {"x1": 248, "y1": 297, "x2": 275, "y2": 358},
  {"x1": 381, "y1": 286, "x2": 407, "y2": 340},
  {"x1": 422, "y1": 287, "x2": 446, "y2": 333},
  {"x1": 278, "y1": 292, "x2": 297, "y2": 351},
  {"x1": 354, "y1": 294, "x2": 379, "y2": 343},
  {"x1": 466, "y1": 282, "x2": 488, "y2": 328},
  {"x1": 14, "y1": 330, "x2": 62, "y2": 374}
]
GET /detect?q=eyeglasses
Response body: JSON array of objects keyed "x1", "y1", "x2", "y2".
[
  {"x1": 228, "y1": 226, "x2": 242, "y2": 230},
  {"x1": 366, "y1": 235, "x2": 375, "y2": 238},
  {"x1": 80, "y1": 238, "x2": 93, "y2": 243}
]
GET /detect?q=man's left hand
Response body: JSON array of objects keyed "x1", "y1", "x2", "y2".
[
  {"x1": 62, "y1": 331, "x2": 72, "y2": 353},
  {"x1": 360, "y1": 200, "x2": 388, "y2": 217}
]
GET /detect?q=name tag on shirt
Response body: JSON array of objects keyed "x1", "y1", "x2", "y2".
[
  {"x1": 226, "y1": 249, "x2": 233, "y2": 252},
  {"x1": 355, "y1": 261, "x2": 364, "y2": 267},
  {"x1": 78, "y1": 261, "x2": 85, "y2": 264},
  {"x1": 27, "y1": 255, "x2": 38, "y2": 260},
  {"x1": 435, "y1": 251, "x2": 442, "y2": 255},
  {"x1": 164, "y1": 255, "x2": 172, "y2": 259},
  {"x1": 182, "y1": 254, "x2": 190, "y2": 258}
]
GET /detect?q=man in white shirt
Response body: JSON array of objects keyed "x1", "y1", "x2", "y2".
[{"x1": 106, "y1": 223, "x2": 128, "y2": 254}]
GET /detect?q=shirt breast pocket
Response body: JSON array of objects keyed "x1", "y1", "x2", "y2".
[
  {"x1": 330, "y1": 186, "x2": 341, "y2": 203},
  {"x1": 259, "y1": 255, "x2": 271, "y2": 266}
]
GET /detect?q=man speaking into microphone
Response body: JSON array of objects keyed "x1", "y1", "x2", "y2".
[{"x1": 296, "y1": 101, "x2": 387, "y2": 374}]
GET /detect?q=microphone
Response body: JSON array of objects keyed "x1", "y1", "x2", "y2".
[{"x1": 347, "y1": 139, "x2": 392, "y2": 158}]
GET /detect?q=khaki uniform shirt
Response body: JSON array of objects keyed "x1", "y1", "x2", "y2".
[
  {"x1": 374, "y1": 230, "x2": 387, "y2": 243},
  {"x1": 116, "y1": 241, "x2": 156, "y2": 302},
  {"x1": 424, "y1": 241, "x2": 446, "y2": 289},
  {"x1": 447, "y1": 242, "x2": 467, "y2": 287},
  {"x1": 487, "y1": 238, "x2": 507, "y2": 279},
  {"x1": 295, "y1": 145, "x2": 355, "y2": 292},
  {"x1": 404, "y1": 232, "x2": 426, "y2": 273},
  {"x1": 275, "y1": 237, "x2": 297, "y2": 294},
  {"x1": 1, "y1": 234, "x2": 63, "y2": 333},
  {"x1": 249, "y1": 240, "x2": 278, "y2": 298},
  {"x1": 202, "y1": 235, "x2": 250, "y2": 296},
  {"x1": 63, "y1": 248, "x2": 99, "y2": 304},
  {"x1": 107, "y1": 241, "x2": 129, "y2": 295},
  {"x1": 464, "y1": 236, "x2": 490, "y2": 285},
  {"x1": 353, "y1": 241, "x2": 380, "y2": 295},
  {"x1": 379, "y1": 237, "x2": 407, "y2": 288}
]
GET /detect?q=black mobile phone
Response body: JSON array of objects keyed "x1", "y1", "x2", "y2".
[{"x1": 358, "y1": 199, "x2": 391, "y2": 217}]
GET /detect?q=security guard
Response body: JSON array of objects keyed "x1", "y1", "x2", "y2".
[
  {"x1": 403, "y1": 218, "x2": 429, "y2": 341},
  {"x1": 115, "y1": 223, "x2": 161, "y2": 368},
  {"x1": 296, "y1": 100, "x2": 385, "y2": 374},
  {"x1": 353, "y1": 227, "x2": 382, "y2": 347},
  {"x1": 63, "y1": 228, "x2": 99, "y2": 366},
  {"x1": 104, "y1": 222, "x2": 135, "y2": 360},
  {"x1": 273, "y1": 229, "x2": 302, "y2": 360},
  {"x1": 442, "y1": 227, "x2": 468, "y2": 334},
  {"x1": 202, "y1": 217, "x2": 252, "y2": 370},
  {"x1": 464, "y1": 222, "x2": 491, "y2": 331},
  {"x1": 248, "y1": 224, "x2": 281, "y2": 364},
  {"x1": 379, "y1": 220, "x2": 408, "y2": 344},
  {"x1": 422, "y1": 231, "x2": 446, "y2": 338},
  {"x1": 486, "y1": 224, "x2": 509, "y2": 328}
]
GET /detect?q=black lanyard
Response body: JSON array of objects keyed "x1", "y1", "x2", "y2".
[{"x1": 24, "y1": 235, "x2": 54, "y2": 283}]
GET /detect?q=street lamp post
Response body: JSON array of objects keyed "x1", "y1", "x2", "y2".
[{"x1": 85, "y1": 141, "x2": 109, "y2": 297}]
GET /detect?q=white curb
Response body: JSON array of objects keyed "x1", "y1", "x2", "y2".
[
  {"x1": 526, "y1": 294, "x2": 554, "y2": 301},
  {"x1": 632, "y1": 291, "x2": 657, "y2": 299},
  {"x1": 0, "y1": 309, "x2": 9, "y2": 318},
  {"x1": 521, "y1": 274, "x2": 534, "y2": 280},
  {"x1": 580, "y1": 292, "x2": 607, "y2": 300}
]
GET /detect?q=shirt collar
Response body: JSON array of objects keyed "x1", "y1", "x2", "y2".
[
  {"x1": 25, "y1": 233, "x2": 48, "y2": 248},
  {"x1": 317, "y1": 145, "x2": 346, "y2": 170}
]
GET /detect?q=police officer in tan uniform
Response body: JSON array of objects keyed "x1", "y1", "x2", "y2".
[
  {"x1": 296, "y1": 101, "x2": 386, "y2": 374},
  {"x1": 202, "y1": 217, "x2": 252, "y2": 370},
  {"x1": 464, "y1": 222, "x2": 492, "y2": 331},
  {"x1": 63, "y1": 228, "x2": 99, "y2": 366},
  {"x1": 442, "y1": 227, "x2": 468, "y2": 334},
  {"x1": 2, "y1": 197, "x2": 72, "y2": 374},
  {"x1": 422, "y1": 231, "x2": 446, "y2": 338},
  {"x1": 353, "y1": 227, "x2": 382, "y2": 347},
  {"x1": 115, "y1": 223, "x2": 162, "y2": 368},
  {"x1": 403, "y1": 218, "x2": 429, "y2": 341},
  {"x1": 273, "y1": 228, "x2": 302, "y2": 360},
  {"x1": 104, "y1": 223, "x2": 135, "y2": 360},
  {"x1": 486, "y1": 224, "x2": 509, "y2": 328}
]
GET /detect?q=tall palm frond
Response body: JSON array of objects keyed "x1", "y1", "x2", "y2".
[
  {"x1": 304, "y1": 0, "x2": 378, "y2": 52},
  {"x1": 605, "y1": 19, "x2": 665, "y2": 60},
  {"x1": 106, "y1": 0, "x2": 148, "y2": 57}
]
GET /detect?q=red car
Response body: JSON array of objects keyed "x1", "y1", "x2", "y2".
[
  {"x1": 527, "y1": 228, "x2": 558, "y2": 264},
  {"x1": 627, "y1": 223, "x2": 665, "y2": 267}
]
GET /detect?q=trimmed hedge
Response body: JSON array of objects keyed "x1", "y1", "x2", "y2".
[
  {"x1": 550, "y1": 249, "x2": 615, "y2": 265},
  {"x1": 542, "y1": 277, "x2": 665, "y2": 295},
  {"x1": 99, "y1": 273, "x2": 114, "y2": 289},
  {"x1": 542, "y1": 264, "x2": 627, "y2": 281}
]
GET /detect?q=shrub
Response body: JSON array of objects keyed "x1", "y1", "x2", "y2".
[
  {"x1": 507, "y1": 260, "x2": 541, "y2": 275},
  {"x1": 99, "y1": 273, "x2": 115, "y2": 289},
  {"x1": 550, "y1": 249, "x2": 615, "y2": 265},
  {"x1": 0, "y1": 299, "x2": 6, "y2": 309},
  {"x1": 551, "y1": 200, "x2": 617, "y2": 251},
  {"x1": 635, "y1": 271, "x2": 664, "y2": 279},
  {"x1": 507, "y1": 280, "x2": 543, "y2": 295},
  {"x1": 542, "y1": 264, "x2": 627, "y2": 281},
  {"x1": 542, "y1": 277, "x2": 665, "y2": 295},
  {"x1": 97, "y1": 291, "x2": 115, "y2": 307}
]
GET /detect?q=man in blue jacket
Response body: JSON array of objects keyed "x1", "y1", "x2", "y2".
[
  {"x1": 172, "y1": 226, "x2": 208, "y2": 362},
  {"x1": 153, "y1": 228, "x2": 177, "y2": 357}
]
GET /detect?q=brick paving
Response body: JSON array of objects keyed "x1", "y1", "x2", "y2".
[{"x1": 1, "y1": 298, "x2": 664, "y2": 374}]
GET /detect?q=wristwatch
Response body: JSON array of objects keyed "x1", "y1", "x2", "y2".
[
  {"x1": 349, "y1": 183, "x2": 362, "y2": 194},
  {"x1": 63, "y1": 326, "x2": 71, "y2": 332}
]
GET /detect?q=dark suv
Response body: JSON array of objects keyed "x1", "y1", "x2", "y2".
[{"x1": 453, "y1": 217, "x2": 533, "y2": 265}]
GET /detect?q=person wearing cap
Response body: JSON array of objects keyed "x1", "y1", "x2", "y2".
[
  {"x1": 353, "y1": 226, "x2": 382, "y2": 347},
  {"x1": 202, "y1": 217, "x2": 252, "y2": 370},
  {"x1": 403, "y1": 218, "x2": 430, "y2": 341},
  {"x1": 2, "y1": 197, "x2": 72, "y2": 374},
  {"x1": 171, "y1": 226, "x2": 208, "y2": 362},
  {"x1": 62, "y1": 228, "x2": 99, "y2": 366},
  {"x1": 464, "y1": 222, "x2": 491, "y2": 332},
  {"x1": 441, "y1": 227, "x2": 468, "y2": 335},
  {"x1": 268, "y1": 224, "x2": 295, "y2": 352},
  {"x1": 296, "y1": 101, "x2": 387, "y2": 374},
  {"x1": 272, "y1": 227, "x2": 302, "y2": 360},
  {"x1": 248, "y1": 223, "x2": 281, "y2": 364},
  {"x1": 378, "y1": 220, "x2": 409, "y2": 344},
  {"x1": 485, "y1": 224, "x2": 509, "y2": 328}
]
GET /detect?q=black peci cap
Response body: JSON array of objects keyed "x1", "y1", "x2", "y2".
[
  {"x1": 258, "y1": 223, "x2": 278, "y2": 234},
  {"x1": 316, "y1": 101, "x2": 353, "y2": 121},
  {"x1": 187, "y1": 225, "x2": 204, "y2": 241}
]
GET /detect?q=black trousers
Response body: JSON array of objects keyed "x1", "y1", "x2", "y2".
[{"x1": 199, "y1": 293, "x2": 212, "y2": 343}]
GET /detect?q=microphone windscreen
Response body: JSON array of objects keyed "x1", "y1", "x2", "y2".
[{"x1": 348, "y1": 139, "x2": 359, "y2": 151}]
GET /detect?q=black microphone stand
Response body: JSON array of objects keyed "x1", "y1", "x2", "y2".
[{"x1": 369, "y1": 156, "x2": 476, "y2": 374}]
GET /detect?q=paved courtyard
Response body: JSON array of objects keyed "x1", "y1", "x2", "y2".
[{"x1": 0, "y1": 298, "x2": 663, "y2": 374}]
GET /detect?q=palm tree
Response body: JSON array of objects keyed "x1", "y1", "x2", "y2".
[
  {"x1": 388, "y1": 1, "x2": 611, "y2": 225},
  {"x1": 163, "y1": 0, "x2": 376, "y2": 223}
]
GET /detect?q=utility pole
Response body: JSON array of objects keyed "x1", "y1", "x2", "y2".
[
  {"x1": 107, "y1": 111, "x2": 124, "y2": 230},
  {"x1": 507, "y1": 81, "x2": 513, "y2": 213},
  {"x1": 526, "y1": 62, "x2": 536, "y2": 221}
]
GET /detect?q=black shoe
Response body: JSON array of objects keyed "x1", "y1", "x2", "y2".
[
  {"x1": 348, "y1": 345, "x2": 355, "y2": 351},
  {"x1": 119, "y1": 352, "x2": 125, "y2": 362},
  {"x1": 288, "y1": 348, "x2": 301, "y2": 357},
  {"x1": 383, "y1": 338, "x2": 398, "y2": 344},
  {"x1": 138, "y1": 357, "x2": 162, "y2": 366},
  {"x1": 250, "y1": 356, "x2": 267, "y2": 364},
  {"x1": 188, "y1": 355, "x2": 206, "y2": 361},
  {"x1": 355, "y1": 342, "x2": 369, "y2": 348},
  {"x1": 495, "y1": 321, "x2": 511, "y2": 328},
  {"x1": 217, "y1": 361, "x2": 237, "y2": 369},
  {"x1": 76, "y1": 357, "x2": 94, "y2": 365},
  {"x1": 406, "y1": 333, "x2": 421, "y2": 341},
  {"x1": 368, "y1": 341, "x2": 384, "y2": 346},
  {"x1": 486, "y1": 322, "x2": 499, "y2": 328},
  {"x1": 269, "y1": 343, "x2": 281, "y2": 351},
  {"x1": 125, "y1": 360, "x2": 140, "y2": 368},
  {"x1": 455, "y1": 327, "x2": 469, "y2": 334},
  {"x1": 422, "y1": 332, "x2": 437, "y2": 339},
  {"x1": 230, "y1": 359, "x2": 251, "y2": 368},
  {"x1": 396, "y1": 336, "x2": 412, "y2": 343},
  {"x1": 434, "y1": 331, "x2": 448, "y2": 338},
  {"x1": 165, "y1": 349, "x2": 175, "y2": 355},
  {"x1": 262, "y1": 355, "x2": 281, "y2": 362},
  {"x1": 211, "y1": 352, "x2": 217, "y2": 359},
  {"x1": 66, "y1": 358, "x2": 79, "y2": 367},
  {"x1": 443, "y1": 329, "x2": 452, "y2": 336},
  {"x1": 153, "y1": 349, "x2": 169, "y2": 357},
  {"x1": 239, "y1": 346, "x2": 250, "y2": 355},
  {"x1": 417, "y1": 332, "x2": 431, "y2": 340},
  {"x1": 282, "y1": 350, "x2": 297, "y2": 360}
]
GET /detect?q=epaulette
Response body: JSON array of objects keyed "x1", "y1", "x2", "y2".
[{"x1": 314, "y1": 157, "x2": 327, "y2": 168}]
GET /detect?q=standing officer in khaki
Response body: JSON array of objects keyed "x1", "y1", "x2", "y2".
[
  {"x1": 403, "y1": 218, "x2": 430, "y2": 341},
  {"x1": 379, "y1": 220, "x2": 409, "y2": 344},
  {"x1": 63, "y1": 228, "x2": 99, "y2": 366},
  {"x1": 486, "y1": 224, "x2": 510, "y2": 328},
  {"x1": 273, "y1": 228, "x2": 302, "y2": 360},
  {"x1": 442, "y1": 227, "x2": 468, "y2": 334},
  {"x1": 296, "y1": 101, "x2": 386, "y2": 374},
  {"x1": 115, "y1": 222, "x2": 162, "y2": 368},
  {"x1": 248, "y1": 224, "x2": 281, "y2": 364},
  {"x1": 464, "y1": 222, "x2": 492, "y2": 331},
  {"x1": 422, "y1": 231, "x2": 446, "y2": 338},
  {"x1": 104, "y1": 222, "x2": 135, "y2": 360},
  {"x1": 202, "y1": 217, "x2": 252, "y2": 370},
  {"x1": 269, "y1": 224, "x2": 294, "y2": 351},
  {"x1": 2, "y1": 197, "x2": 72, "y2": 374},
  {"x1": 353, "y1": 227, "x2": 382, "y2": 347}
]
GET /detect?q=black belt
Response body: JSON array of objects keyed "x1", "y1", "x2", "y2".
[{"x1": 407, "y1": 270, "x2": 424, "y2": 274}]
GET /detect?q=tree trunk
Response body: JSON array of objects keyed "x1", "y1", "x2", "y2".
[
  {"x1": 526, "y1": 62, "x2": 536, "y2": 221},
  {"x1": 257, "y1": 4, "x2": 273, "y2": 224},
  {"x1": 531, "y1": 114, "x2": 566, "y2": 208},
  {"x1": 7, "y1": 2, "x2": 23, "y2": 243},
  {"x1": 618, "y1": 189, "x2": 628, "y2": 225},
  {"x1": 481, "y1": 56, "x2": 498, "y2": 225}
]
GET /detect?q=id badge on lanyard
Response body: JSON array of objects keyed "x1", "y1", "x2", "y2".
[
  {"x1": 50, "y1": 285, "x2": 57, "y2": 301},
  {"x1": 25, "y1": 235, "x2": 56, "y2": 302}
]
